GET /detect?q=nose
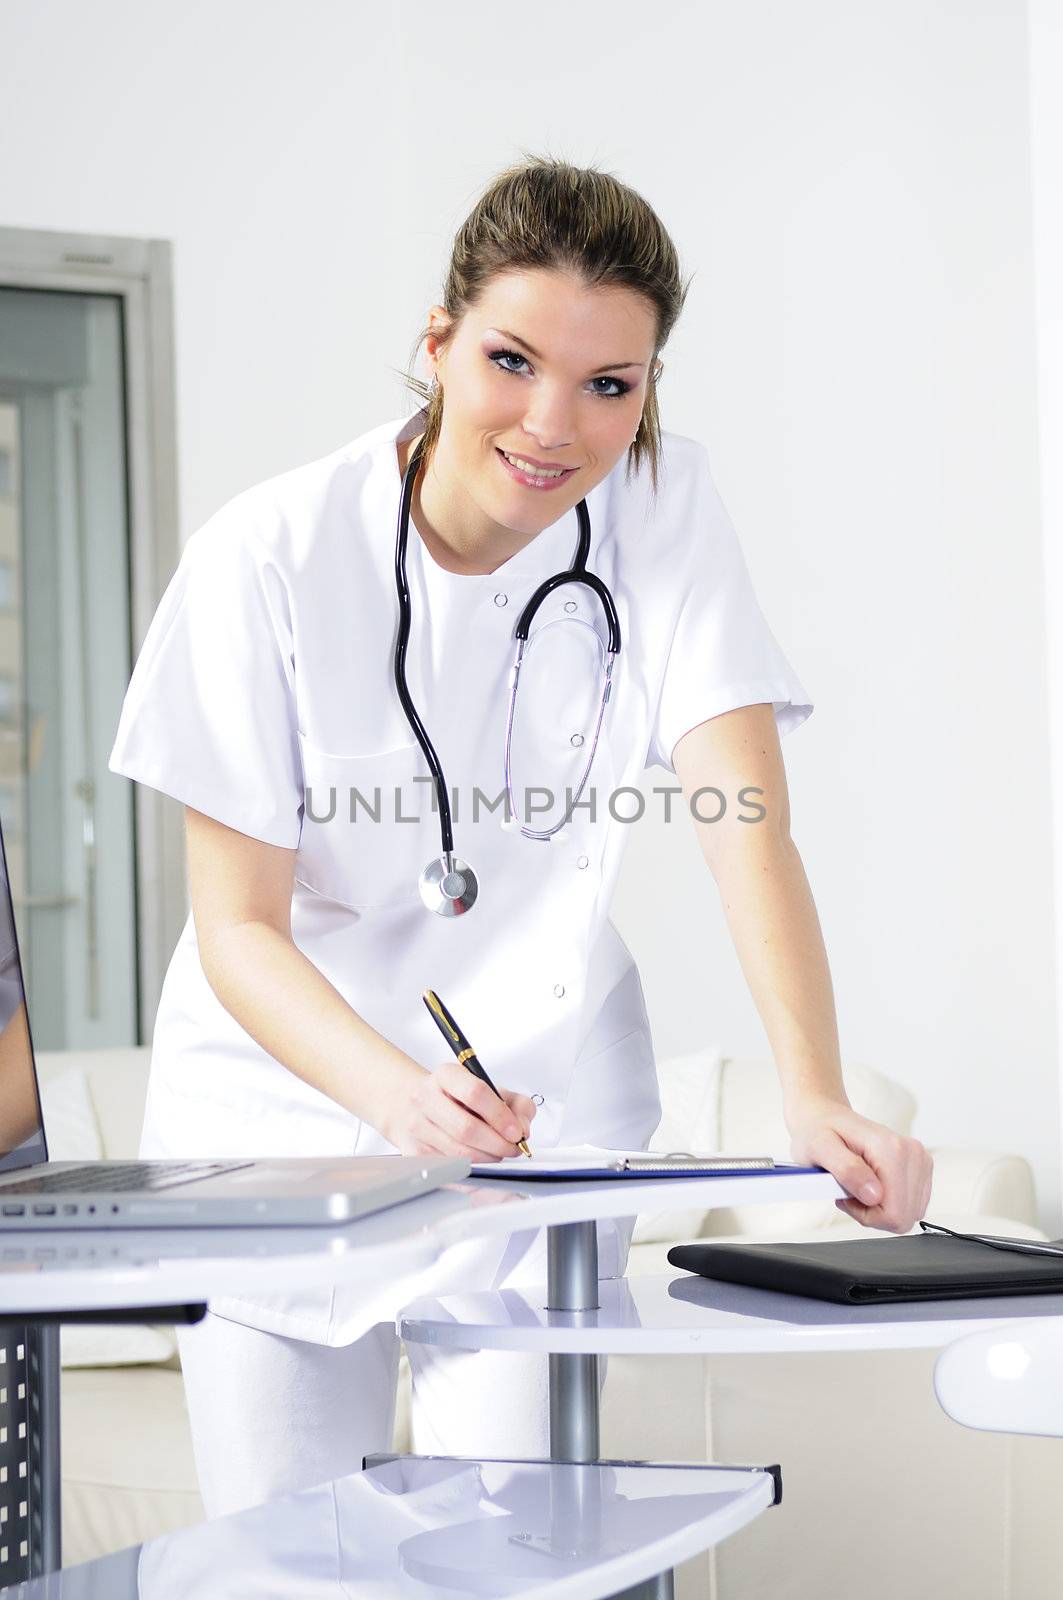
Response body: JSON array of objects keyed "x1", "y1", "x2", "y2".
[{"x1": 521, "y1": 386, "x2": 575, "y2": 454}]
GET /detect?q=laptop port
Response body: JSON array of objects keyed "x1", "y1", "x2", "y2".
[
  {"x1": 61, "y1": 1204, "x2": 78, "y2": 1215},
  {"x1": 32, "y1": 1203, "x2": 57, "y2": 1216},
  {"x1": 1, "y1": 1203, "x2": 25, "y2": 1216}
]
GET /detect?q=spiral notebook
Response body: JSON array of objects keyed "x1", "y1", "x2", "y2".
[{"x1": 470, "y1": 1144, "x2": 823, "y2": 1180}]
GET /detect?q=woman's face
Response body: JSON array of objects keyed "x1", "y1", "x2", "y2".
[{"x1": 427, "y1": 267, "x2": 659, "y2": 539}]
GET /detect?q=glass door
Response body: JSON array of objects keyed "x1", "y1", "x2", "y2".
[{"x1": 0, "y1": 286, "x2": 138, "y2": 1047}]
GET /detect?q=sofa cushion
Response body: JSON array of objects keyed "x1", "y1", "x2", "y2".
[
  {"x1": 61, "y1": 1324, "x2": 180, "y2": 1369},
  {"x1": 60, "y1": 1366, "x2": 204, "y2": 1565},
  {"x1": 36, "y1": 1047, "x2": 151, "y2": 1163},
  {"x1": 630, "y1": 1048, "x2": 722, "y2": 1244},
  {"x1": 36, "y1": 1062, "x2": 104, "y2": 1164}
]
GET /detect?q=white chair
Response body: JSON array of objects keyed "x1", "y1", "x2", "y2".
[{"x1": 935, "y1": 1316, "x2": 1063, "y2": 1437}]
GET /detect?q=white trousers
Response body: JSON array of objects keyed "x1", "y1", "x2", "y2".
[{"x1": 176, "y1": 1216, "x2": 632, "y2": 1519}]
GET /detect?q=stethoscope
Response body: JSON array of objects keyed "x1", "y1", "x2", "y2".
[{"x1": 394, "y1": 434, "x2": 622, "y2": 918}]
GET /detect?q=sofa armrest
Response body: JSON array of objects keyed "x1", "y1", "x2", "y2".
[{"x1": 928, "y1": 1148, "x2": 1037, "y2": 1227}]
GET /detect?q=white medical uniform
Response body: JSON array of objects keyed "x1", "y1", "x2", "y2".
[{"x1": 108, "y1": 406, "x2": 812, "y2": 1510}]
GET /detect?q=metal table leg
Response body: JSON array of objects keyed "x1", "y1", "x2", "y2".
[
  {"x1": 1, "y1": 1304, "x2": 204, "y2": 1582},
  {"x1": 0, "y1": 1320, "x2": 61, "y2": 1582},
  {"x1": 32, "y1": 1322, "x2": 62, "y2": 1576},
  {"x1": 545, "y1": 1221, "x2": 674, "y2": 1600}
]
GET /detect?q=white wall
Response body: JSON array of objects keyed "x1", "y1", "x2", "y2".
[
  {"x1": 1, "y1": 0, "x2": 1057, "y2": 1226},
  {"x1": 1027, "y1": 0, "x2": 1063, "y2": 1227}
]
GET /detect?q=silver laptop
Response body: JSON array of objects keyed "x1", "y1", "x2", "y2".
[{"x1": 0, "y1": 818, "x2": 467, "y2": 1227}]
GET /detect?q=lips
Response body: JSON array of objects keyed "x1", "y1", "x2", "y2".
[
  {"x1": 499, "y1": 448, "x2": 573, "y2": 472},
  {"x1": 495, "y1": 448, "x2": 578, "y2": 491}
]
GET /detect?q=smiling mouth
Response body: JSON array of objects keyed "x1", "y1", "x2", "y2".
[{"x1": 496, "y1": 448, "x2": 577, "y2": 484}]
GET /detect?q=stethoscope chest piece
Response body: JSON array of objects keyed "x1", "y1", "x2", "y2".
[{"x1": 419, "y1": 855, "x2": 479, "y2": 916}]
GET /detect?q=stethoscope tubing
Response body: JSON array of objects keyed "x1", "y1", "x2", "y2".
[
  {"x1": 393, "y1": 432, "x2": 622, "y2": 894},
  {"x1": 393, "y1": 437, "x2": 459, "y2": 857}
]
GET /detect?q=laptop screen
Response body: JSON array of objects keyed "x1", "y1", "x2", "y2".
[{"x1": 0, "y1": 819, "x2": 47, "y2": 1173}]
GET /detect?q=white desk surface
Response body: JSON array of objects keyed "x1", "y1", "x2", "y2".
[
  {"x1": 400, "y1": 1273, "x2": 1063, "y2": 1355},
  {"x1": 13, "y1": 1455, "x2": 777, "y2": 1598},
  {"x1": 0, "y1": 1167, "x2": 844, "y2": 1324}
]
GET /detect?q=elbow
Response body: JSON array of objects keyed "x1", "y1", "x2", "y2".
[{"x1": 195, "y1": 914, "x2": 290, "y2": 994}]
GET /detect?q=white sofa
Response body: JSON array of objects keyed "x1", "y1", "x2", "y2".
[{"x1": 35, "y1": 1047, "x2": 1062, "y2": 1597}]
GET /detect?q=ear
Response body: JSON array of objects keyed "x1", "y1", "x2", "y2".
[{"x1": 425, "y1": 305, "x2": 453, "y2": 372}]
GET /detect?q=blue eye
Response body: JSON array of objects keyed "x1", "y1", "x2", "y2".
[{"x1": 487, "y1": 348, "x2": 632, "y2": 400}]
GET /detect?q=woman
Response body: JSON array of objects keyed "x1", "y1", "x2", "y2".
[{"x1": 109, "y1": 154, "x2": 933, "y2": 1516}]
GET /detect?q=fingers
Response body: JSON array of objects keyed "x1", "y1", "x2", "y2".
[
  {"x1": 403, "y1": 1065, "x2": 540, "y2": 1161},
  {"x1": 811, "y1": 1127, "x2": 884, "y2": 1207},
  {"x1": 501, "y1": 1090, "x2": 538, "y2": 1139},
  {"x1": 824, "y1": 1128, "x2": 934, "y2": 1234},
  {"x1": 429, "y1": 1064, "x2": 525, "y2": 1158},
  {"x1": 428, "y1": 1097, "x2": 518, "y2": 1159},
  {"x1": 834, "y1": 1194, "x2": 889, "y2": 1229},
  {"x1": 446, "y1": 1066, "x2": 528, "y2": 1143}
]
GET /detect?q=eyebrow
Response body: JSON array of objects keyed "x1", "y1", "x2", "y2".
[{"x1": 494, "y1": 329, "x2": 646, "y2": 374}]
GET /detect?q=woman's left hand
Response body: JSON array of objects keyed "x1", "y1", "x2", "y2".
[{"x1": 783, "y1": 1092, "x2": 934, "y2": 1233}]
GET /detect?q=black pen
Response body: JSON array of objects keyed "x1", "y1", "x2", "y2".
[{"x1": 422, "y1": 989, "x2": 532, "y2": 1158}]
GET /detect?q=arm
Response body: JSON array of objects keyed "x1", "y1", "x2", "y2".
[
  {"x1": 0, "y1": 1002, "x2": 41, "y2": 1149},
  {"x1": 671, "y1": 703, "x2": 933, "y2": 1232},
  {"x1": 183, "y1": 807, "x2": 534, "y2": 1160}
]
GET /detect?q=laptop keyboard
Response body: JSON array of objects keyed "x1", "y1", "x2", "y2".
[{"x1": 0, "y1": 1159, "x2": 255, "y2": 1195}]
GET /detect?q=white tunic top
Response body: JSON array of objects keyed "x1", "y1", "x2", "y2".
[{"x1": 108, "y1": 407, "x2": 813, "y2": 1342}]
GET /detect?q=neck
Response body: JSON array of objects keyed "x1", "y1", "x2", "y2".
[{"x1": 398, "y1": 432, "x2": 534, "y2": 577}]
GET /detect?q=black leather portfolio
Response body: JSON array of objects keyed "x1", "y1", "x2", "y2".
[{"x1": 667, "y1": 1227, "x2": 1063, "y2": 1305}]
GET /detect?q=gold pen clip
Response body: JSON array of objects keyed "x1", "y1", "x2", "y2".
[{"x1": 422, "y1": 989, "x2": 460, "y2": 1045}]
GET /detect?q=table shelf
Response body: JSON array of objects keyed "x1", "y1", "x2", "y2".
[
  {"x1": 14, "y1": 1454, "x2": 778, "y2": 1600},
  {"x1": 399, "y1": 1272, "x2": 1063, "y2": 1355}
]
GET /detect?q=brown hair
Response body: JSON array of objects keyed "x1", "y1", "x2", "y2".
[{"x1": 400, "y1": 152, "x2": 691, "y2": 499}]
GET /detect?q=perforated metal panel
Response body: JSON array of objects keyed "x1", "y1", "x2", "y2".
[{"x1": 0, "y1": 1323, "x2": 60, "y2": 1586}]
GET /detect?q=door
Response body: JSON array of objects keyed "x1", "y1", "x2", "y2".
[{"x1": 0, "y1": 286, "x2": 138, "y2": 1047}]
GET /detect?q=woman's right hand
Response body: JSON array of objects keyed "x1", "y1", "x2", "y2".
[{"x1": 381, "y1": 1060, "x2": 537, "y2": 1161}]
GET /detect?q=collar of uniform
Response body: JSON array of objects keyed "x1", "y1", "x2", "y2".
[{"x1": 379, "y1": 409, "x2": 610, "y2": 587}]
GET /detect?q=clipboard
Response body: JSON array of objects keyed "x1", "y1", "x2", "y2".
[{"x1": 468, "y1": 1144, "x2": 825, "y2": 1181}]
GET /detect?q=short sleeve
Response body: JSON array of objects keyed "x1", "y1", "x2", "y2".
[
  {"x1": 108, "y1": 501, "x2": 304, "y2": 848},
  {"x1": 645, "y1": 444, "x2": 814, "y2": 772}
]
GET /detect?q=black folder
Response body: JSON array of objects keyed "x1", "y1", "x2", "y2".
[{"x1": 667, "y1": 1228, "x2": 1063, "y2": 1305}]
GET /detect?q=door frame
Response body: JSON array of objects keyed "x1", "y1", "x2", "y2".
[{"x1": 0, "y1": 225, "x2": 184, "y2": 1038}]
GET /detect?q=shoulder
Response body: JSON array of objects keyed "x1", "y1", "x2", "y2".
[
  {"x1": 179, "y1": 415, "x2": 398, "y2": 577},
  {"x1": 608, "y1": 426, "x2": 713, "y2": 523},
  {"x1": 602, "y1": 425, "x2": 716, "y2": 570}
]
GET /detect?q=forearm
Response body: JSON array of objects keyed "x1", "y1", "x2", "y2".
[
  {"x1": 0, "y1": 1004, "x2": 40, "y2": 1145},
  {"x1": 197, "y1": 920, "x2": 425, "y2": 1136},
  {"x1": 709, "y1": 832, "x2": 847, "y2": 1112}
]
